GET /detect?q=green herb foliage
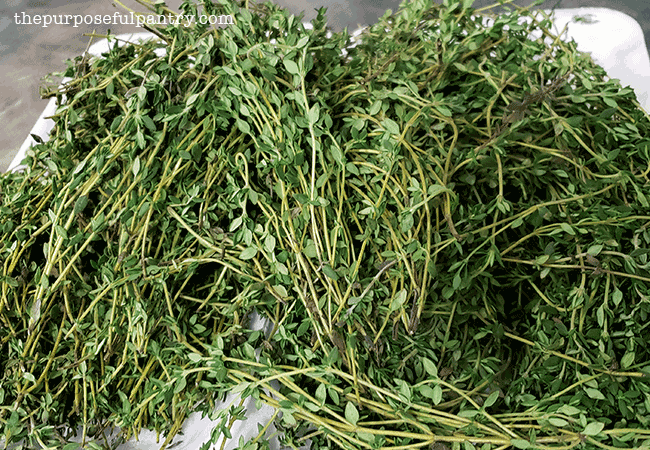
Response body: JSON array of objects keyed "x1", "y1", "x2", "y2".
[{"x1": 2, "y1": 0, "x2": 650, "y2": 448}]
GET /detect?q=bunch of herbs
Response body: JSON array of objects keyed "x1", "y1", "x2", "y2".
[{"x1": 2, "y1": 0, "x2": 650, "y2": 448}]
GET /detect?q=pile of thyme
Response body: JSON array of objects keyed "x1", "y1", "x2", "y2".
[{"x1": 2, "y1": 0, "x2": 650, "y2": 448}]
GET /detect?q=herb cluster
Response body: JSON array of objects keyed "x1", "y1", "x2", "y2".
[{"x1": 2, "y1": 0, "x2": 650, "y2": 448}]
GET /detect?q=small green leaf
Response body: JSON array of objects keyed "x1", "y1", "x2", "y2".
[
  {"x1": 549, "y1": 417, "x2": 569, "y2": 427},
  {"x1": 308, "y1": 103, "x2": 320, "y2": 124},
  {"x1": 303, "y1": 241, "x2": 317, "y2": 258},
  {"x1": 231, "y1": 381, "x2": 251, "y2": 394},
  {"x1": 136, "y1": 129, "x2": 145, "y2": 149},
  {"x1": 315, "y1": 383, "x2": 326, "y2": 404},
  {"x1": 173, "y1": 376, "x2": 187, "y2": 394},
  {"x1": 55, "y1": 225, "x2": 67, "y2": 240},
  {"x1": 273, "y1": 285, "x2": 288, "y2": 298},
  {"x1": 603, "y1": 97, "x2": 617, "y2": 108},
  {"x1": 137, "y1": 85, "x2": 146, "y2": 102},
  {"x1": 357, "y1": 431, "x2": 375, "y2": 443},
  {"x1": 141, "y1": 114, "x2": 156, "y2": 132},
  {"x1": 188, "y1": 353, "x2": 202, "y2": 363},
  {"x1": 227, "y1": 39, "x2": 238, "y2": 58},
  {"x1": 557, "y1": 405, "x2": 581, "y2": 415},
  {"x1": 283, "y1": 59, "x2": 300, "y2": 75},
  {"x1": 633, "y1": 183, "x2": 649, "y2": 207},
  {"x1": 369, "y1": 101, "x2": 382, "y2": 116},
  {"x1": 74, "y1": 195, "x2": 88, "y2": 214},
  {"x1": 484, "y1": 390, "x2": 500, "y2": 408},
  {"x1": 304, "y1": 401, "x2": 320, "y2": 412},
  {"x1": 390, "y1": 289, "x2": 408, "y2": 312},
  {"x1": 587, "y1": 244, "x2": 603, "y2": 256},
  {"x1": 236, "y1": 118, "x2": 250, "y2": 134},
  {"x1": 435, "y1": 105, "x2": 452, "y2": 117},
  {"x1": 282, "y1": 411, "x2": 296, "y2": 425},
  {"x1": 187, "y1": 93, "x2": 199, "y2": 106},
  {"x1": 228, "y1": 86, "x2": 243, "y2": 96},
  {"x1": 91, "y1": 212, "x2": 105, "y2": 232},
  {"x1": 229, "y1": 216, "x2": 243, "y2": 232},
  {"x1": 345, "y1": 402, "x2": 359, "y2": 426},
  {"x1": 382, "y1": 118, "x2": 400, "y2": 135},
  {"x1": 422, "y1": 357, "x2": 438, "y2": 377},
  {"x1": 132, "y1": 156, "x2": 141, "y2": 177},
  {"x1": 560, "y1": 223, "x2": 575, "y2": 235},
  {"x1": 511, "y1": 440, "x2": 531, "y2": 449},
  {"x1": 621, "y1": 352, "x2": 635, "y2": 369},
  {"x1": 296, "y1": 35, "x2": 309, "y2": 48},
  {"x1": 584, "y1": 388, "x2": 605, "y2": 400},
  {"x1": 569, "y1": 95, "x2": 586, "y2": 103},
  {"x1": 419, "y1": 385, "x2": 435, "y2": 400},
  {"x1": 401, "y1": 212, "x2": 414, "y2": 233},
  {"x1": 322, "y1": 264, "x2": 339, "y2": 281},
  {"x1": 276, "y1": 262, "x2": 288, "y2": 275},
  {"x1": 239, "y1": 247, "x2": 258, "y2": 260},
  {"x1": 452, "y1": 273, "x2": 461, "y2": 289},
  {"x1": 328, "y1": 387, "x2": 340, "y2": 405},
  {"x1": 398, "y1": 380, "x2": 411, "y2": 401},
  {"x1": 222, "y1": 65, "x2": 237, "y2": 76},
  {"x1": 583, "y1": 421, "x2": 605, "y2": 436},
  {"x1": 432, "y1": 384, "x2": 443, "y2": 405},
  {"x1": 23, "y1": 372, "x2": 36, "y2": 383},
  {"x1": 596, "y1": 305, "x2": 605, "y2": 327},
  {"x1": 73, "y1": 160, "x2": 86, "y2": 174},
  {"x1": 330, "y1": 145, "x2": 344, "y2": 166},
  {"x1": 68, "y1": 108, "x2": 81, "y2": 125},
  {"x1": 458, "y1": 409, "x2": 480, "y2": 418},
  {"x1": 428, "y1": 183, "x2": 452, "y2": 198},
  {"x1": 536, "y1": 254, "x2": 550, "y2": 265},
  {"x1": 264, "y1": 235, "x2": 276, "y2": 254}
]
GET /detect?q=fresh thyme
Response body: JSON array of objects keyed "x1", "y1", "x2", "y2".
[
  {"x1": 477, "y1": 71, "x2": 571, "y2": 152},
  {"x1": 2, "y1": 0, "x2": 650, "y2": 449}
]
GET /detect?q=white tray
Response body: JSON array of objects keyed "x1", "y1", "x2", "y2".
[{"x1": 5, "y1": 7, "x2": 650, "y2": 450}]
